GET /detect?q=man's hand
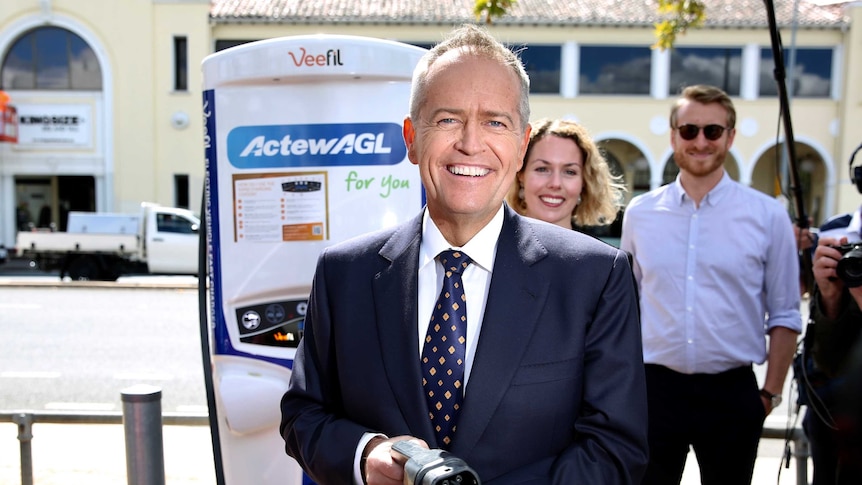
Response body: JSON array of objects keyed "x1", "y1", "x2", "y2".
[
  {"x1": 813, "y1": 236, "x2": 849, "y2": 319},
  {"x1": 794, "y1": 224, "x2": 815, "y2": 252},
  {"x1": 363, "y1": 436, "x2": 428, "y2": 485}
]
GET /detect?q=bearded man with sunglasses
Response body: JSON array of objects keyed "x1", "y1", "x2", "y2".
[{"x1": 620, "y1": 84, "x2": 802, "y2": 485}]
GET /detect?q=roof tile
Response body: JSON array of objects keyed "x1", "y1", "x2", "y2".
[{"x1": 209, "y1": 0, "x2": 850, "y2": 28}]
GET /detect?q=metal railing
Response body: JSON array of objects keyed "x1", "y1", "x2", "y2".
[
  {"x1": 0, "y1": 386, "x2": 208, "y2": 485},
  {"x1": 1, "y1": 402, "x2": 809, "y2": 485},
  {"x1": 762, "y1": 424, "x2": 810, "y2": 484}
]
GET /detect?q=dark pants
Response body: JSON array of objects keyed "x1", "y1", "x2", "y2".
[
  {"x1": 642, "y1": 364, "x2": 765, "y2": 485},
  {"x1": 804, "y1": 405, "x2": 862, "y2": 485},
  {"x1": 805, "y1": 407, "x2": 840, "y2": 485}
]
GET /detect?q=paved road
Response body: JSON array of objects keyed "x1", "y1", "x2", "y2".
[{"x1": 0, "y1": 285, "x2": 205, "y2": 414}]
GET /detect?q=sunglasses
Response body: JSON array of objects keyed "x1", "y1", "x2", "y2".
[{"x1": 675, "y1": 124, "x2": 729, "y2": 141}]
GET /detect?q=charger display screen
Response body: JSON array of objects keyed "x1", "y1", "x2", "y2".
[{"x1": 235, "y1": 298, "x2": 307, "y2": 348}]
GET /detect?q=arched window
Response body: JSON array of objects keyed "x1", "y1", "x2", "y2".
[
  {"x1": 1, "y1": 26, "x2": 102, "y2": 90},
  {"x1": 662, "y1": 157, "x2": 680, "y2": 185}
]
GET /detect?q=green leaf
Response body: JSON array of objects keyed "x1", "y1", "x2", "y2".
[
  {"x1": 653, "y1": 0, "x2": 707, "y2": 50},
  {"x1": 474, "y1": 0, "x2": 517, "y2": 25}
]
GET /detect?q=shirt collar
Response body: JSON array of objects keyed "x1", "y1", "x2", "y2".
[
  {"x1": 420, "y1": 204, "x2": 504, "y2": 273},
  {"x1": 850, "y1": 206, "x2": 862, "y2": 241},
  {"x1": 671, "y1": 170, "x2": 733, "y2": 207}
]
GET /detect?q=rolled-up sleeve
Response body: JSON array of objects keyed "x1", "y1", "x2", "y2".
[{"x1": 764, "y1": 209, "x2": 803, "y2": 333}]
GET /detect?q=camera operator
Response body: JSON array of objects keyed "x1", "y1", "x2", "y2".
[{"x1": 803, "y1": 203, "x2": 862, "y2": 485}]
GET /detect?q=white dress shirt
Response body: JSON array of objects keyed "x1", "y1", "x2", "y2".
[
  {"x1": 353, "y1": 205, "x2": 503, "y2": 484},
  {"x1": 620, "y1": 172, "x2": 803, "y2": 374},
  {"x1": 417, "y1": 205, "x2": 502, "y2": 388}
]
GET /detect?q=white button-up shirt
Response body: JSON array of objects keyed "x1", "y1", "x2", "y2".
[
  {"x1": 621, "y1": 172, "x2": 802, "y2": 374},
  {"x1": 418, "y1": 205, "x2": 502, "y2": 388}
]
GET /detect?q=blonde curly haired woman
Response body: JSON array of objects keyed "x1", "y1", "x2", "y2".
[{"x1": 507, "y1": 118, "x2": 625, "y2": 230}]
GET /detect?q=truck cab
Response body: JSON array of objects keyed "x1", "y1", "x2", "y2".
[{"x1": 141, "y1": 204, "x2": 199, "y2": 275}]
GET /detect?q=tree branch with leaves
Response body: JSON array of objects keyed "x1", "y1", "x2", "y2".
[
  {"x1": 474, "y1": 0, "x2": 517, "y2": 25},
  {"x1": 654, "y1": 0, "x2": 707, "y2": 50},
  {"x1": 473, "y1": 0, "x2": 706, "y2": 50}
]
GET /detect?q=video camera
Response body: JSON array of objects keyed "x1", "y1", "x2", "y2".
[
  {"x1": 392, "y1": 440, "x2": 481, "y2": 485},
  {"x1": 836, "y1": 242, "x2": 862, "y2": 288}
]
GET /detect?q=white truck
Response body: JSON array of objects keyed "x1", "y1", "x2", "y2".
[{"x1": 16, "y1": 203, "x2": 200, "y2": 281}]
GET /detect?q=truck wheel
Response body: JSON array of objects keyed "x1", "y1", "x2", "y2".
[
  {"x1": 100, "y1": 263, "x2": 122, "y2": 282},
  {"x1": 68, "y1": 256, "x2": 99, "y2": 281}
]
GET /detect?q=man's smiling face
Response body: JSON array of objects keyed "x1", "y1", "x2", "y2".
[{"x1": 403, "y1": 49, "x2": 530, "y2": 237}]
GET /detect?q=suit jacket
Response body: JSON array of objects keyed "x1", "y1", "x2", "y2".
[{"x1": 281, "y1": 206, "x2": 648, "y2": 484}]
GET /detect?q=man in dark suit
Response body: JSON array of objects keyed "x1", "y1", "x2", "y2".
[{"x1": 280, "y1": 24, "x2": 648, "y2": 485}]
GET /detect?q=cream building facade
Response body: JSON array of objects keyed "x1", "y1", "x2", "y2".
[{"x1": 1, "y1": 0, "x2": 860, "y2": 250}]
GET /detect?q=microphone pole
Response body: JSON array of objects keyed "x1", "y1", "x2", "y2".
[{"x1": 764, "y1": 0, "x2": 813, "y2": 290}]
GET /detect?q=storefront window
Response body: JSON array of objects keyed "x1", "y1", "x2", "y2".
[
  {"x1": 579, "y1": 46, "x2": 651, "y2": 95},
  {"x1": 1, "y1": 27, "x2": 102, "y2": 90},
  {"x1": 759, "y1": 47, "x2": 832, "y2": 97},
  {"x1": 519, "y1": 44, "x2": 561, "y2": 94},
  {"x1": 669, "y1": 47, "x2": 741, "y2": 96}
]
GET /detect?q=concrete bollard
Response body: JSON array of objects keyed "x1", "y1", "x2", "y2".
[{"x1": 122, "y1": 384, "x2": 166, "y2": 485}]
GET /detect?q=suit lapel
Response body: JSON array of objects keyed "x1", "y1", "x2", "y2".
[
  {"x1": 451, "y1": 207, "x2": 550, "y2": 456},
  {"x1": 373, "y1": 213, "x2": 436, "y2": 440}
]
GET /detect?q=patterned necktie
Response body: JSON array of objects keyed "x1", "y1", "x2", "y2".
[{"x1": 421, "y1": 249, "x2": 471, "y2": 449}]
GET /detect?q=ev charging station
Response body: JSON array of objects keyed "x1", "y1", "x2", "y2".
[{"x1": 201, "y1": 36, "x2": 426, "y2": 484}]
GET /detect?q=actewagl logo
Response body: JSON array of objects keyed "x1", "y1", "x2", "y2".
[{"x1": 226, "y1": 123, "x2": 406, "y2": 169}]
